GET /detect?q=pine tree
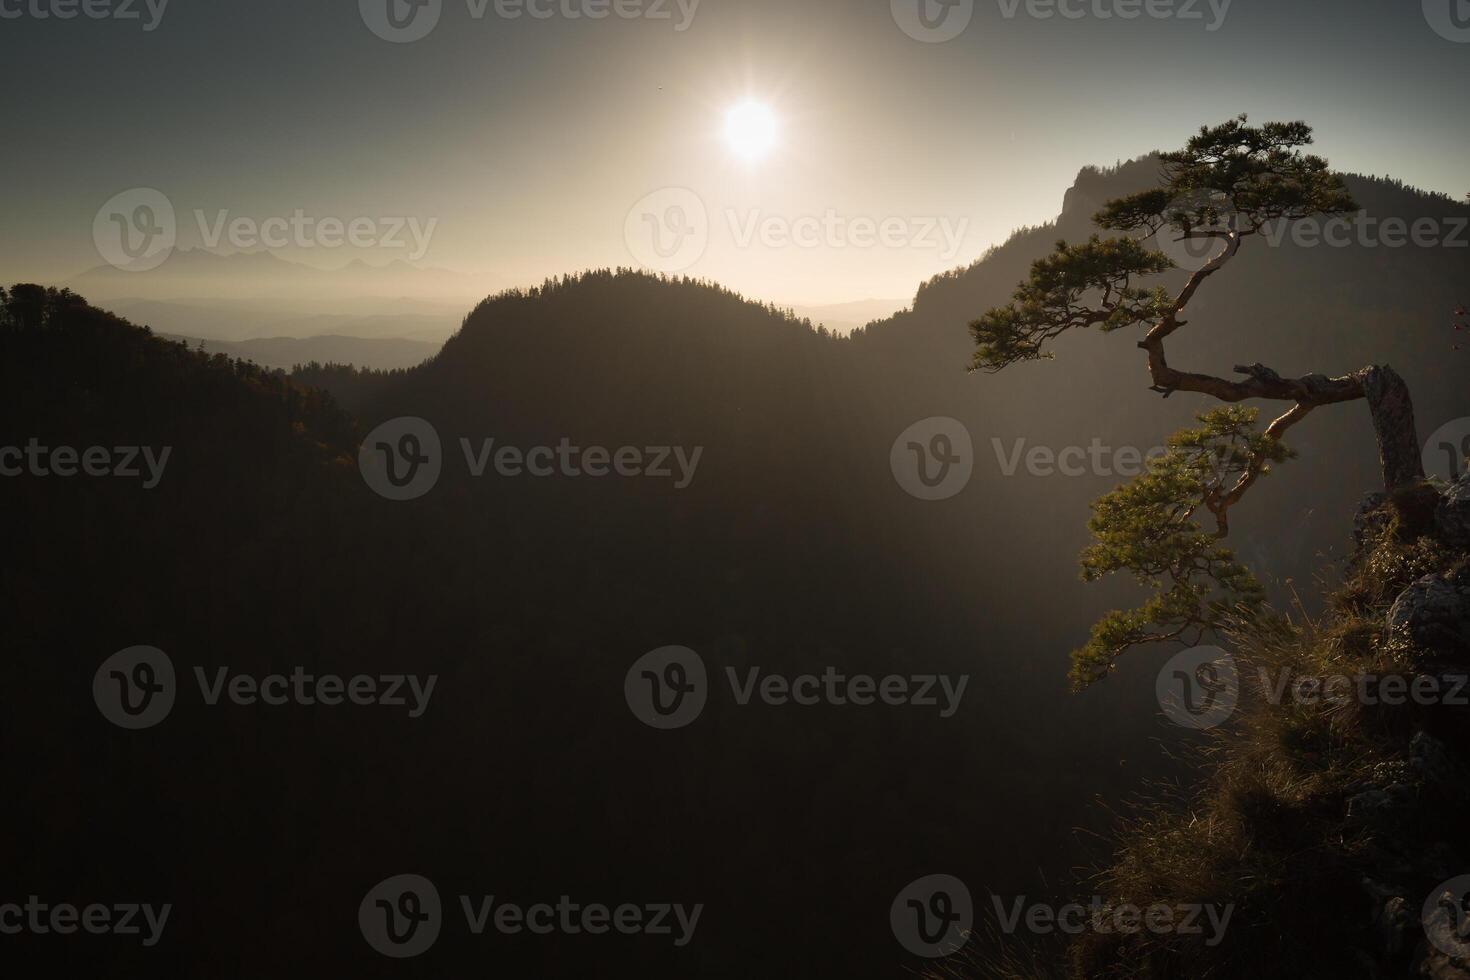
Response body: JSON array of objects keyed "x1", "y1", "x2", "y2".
[{"x1": 969, "y1": 116, "x2": 1426, "y2": 687}]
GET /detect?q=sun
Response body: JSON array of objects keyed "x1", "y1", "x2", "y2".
[{"x1": 724, "y1": 101, "x2": 779, "y2": 162}]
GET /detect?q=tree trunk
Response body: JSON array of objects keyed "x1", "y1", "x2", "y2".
[{"x1": 1358, "y1": 365, "x2": 1424, "y2": 491}]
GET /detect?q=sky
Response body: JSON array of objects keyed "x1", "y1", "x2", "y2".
[{"x1": 1, "y1": 0, "x2": 1467, "y2": 306}]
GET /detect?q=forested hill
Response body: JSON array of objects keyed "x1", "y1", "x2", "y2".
[{"x1": 3, "y1": 160, "x2": 1467, "y2": 977}]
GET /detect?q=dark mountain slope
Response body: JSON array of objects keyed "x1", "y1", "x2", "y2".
[{"x1": 5, "y1": 161, "x2": 1466, "y2": 978}]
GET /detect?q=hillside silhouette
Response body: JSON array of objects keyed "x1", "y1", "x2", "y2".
[{"x1": 4, "y1": 160, "x2": 1468, "y2": 977}]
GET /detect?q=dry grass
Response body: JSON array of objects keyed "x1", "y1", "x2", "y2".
[{"x1": 938, "y1": 488, "x2": 1467, "y2": 979}]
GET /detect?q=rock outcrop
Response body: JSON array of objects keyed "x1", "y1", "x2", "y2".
[
  {"x1": 1438, "y1": 473, "x2": 1470, "y2": 551},
  {"x1": 1389, "y1": 565, "x2": 1470, "y2": 660}
]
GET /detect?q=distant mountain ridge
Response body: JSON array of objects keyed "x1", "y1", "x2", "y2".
[
  {"x1": 71, "y1": 247, "x2": 487, "y2": 304},
  {"x1": 159, "y1": 333, "x2": 440, "y2": 372},
  {"x1": 7, "y1": 154, "x2": 1468, "y2": 979}
]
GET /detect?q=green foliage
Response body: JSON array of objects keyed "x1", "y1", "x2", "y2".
[
  {"x1": 1096, "y1": 117, "x2": 1356, "y2": 235},
  {"x1": 0, "y1": 283, "x2": 358, "y2": 453},
  {"x1": 969, "y1": 235, "x2": 1172, "y2": 371},
  {"x1": 1070, "y1": 407, "x2": 1294, "y2": 688},
  {"x1": 0, "y1": 283, "x2": 90, "y2": 332},
  {"x1": 968, "y1": 117, "x2": 1363, "y2": 686},
  {"x1": 1070, "y1": 505, "x2": 1470, "y2": 979},
  {"x1": 970, "y1": 116, "x2": 1358, "y2": 375},
  {"x1": 1152, "y1": 116, "x2": 1357, "y2": 229}
]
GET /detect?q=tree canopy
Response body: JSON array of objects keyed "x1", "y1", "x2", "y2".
[{"x1": 969, "y1": 117, "x2": 1423, "y2": 688}]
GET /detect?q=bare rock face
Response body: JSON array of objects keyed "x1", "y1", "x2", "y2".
[
  {"x1": 1411, "y1": 732, "x2": 1467, "y2": 801},
  {"x1": 1417, "y1": 881, "x2": 1470, "y2": 979},
  {"x1": 1438, "y1": 473, "x2": 1470, "y2": 551},
  {"x1": 1419, "y1": 947, "x2": 1470, "y2": 980},
  {"x1": 1389, "y1": 566, "x2": 1470, "y2": 660}
]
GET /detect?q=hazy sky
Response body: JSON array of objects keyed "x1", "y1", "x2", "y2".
[{"x1": 2, "y1": 0, "x2": 1467, "y2": 305}]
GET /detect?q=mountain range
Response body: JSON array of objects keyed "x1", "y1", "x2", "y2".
[{"x1": 6, "y1": 155, "x2": 1468, "y2": 978}]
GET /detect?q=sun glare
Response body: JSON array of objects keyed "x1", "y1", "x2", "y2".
[{"x1": 724, "y1": 101, "x2": 779, "y2": 162}]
